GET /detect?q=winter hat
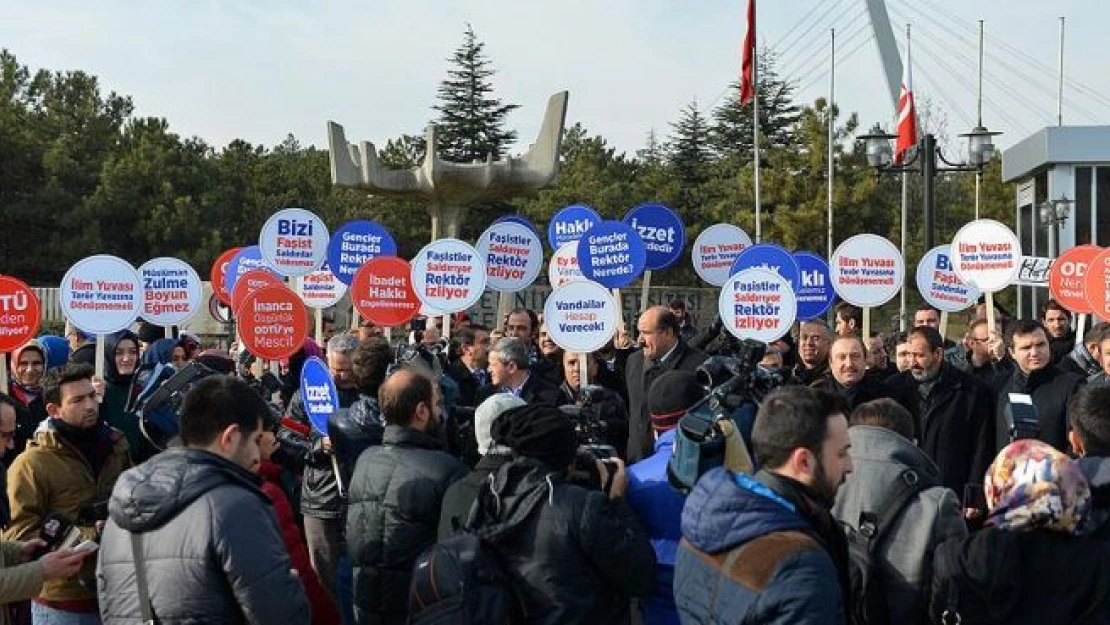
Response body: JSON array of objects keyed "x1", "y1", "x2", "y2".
[
  {"x1": 986, "y1": 439, "x2": 1090, "y2": 533},
  {"x1": 649, "y1": 370, "x2": 707, "y2": 431},
  {"x1": 474, "y1": 394, "x2": 526, "y2": 456},
  {"x1": 492, "y1": 404, "x2": 578, "y2": 471},
  {"x1": 196, "y1": 349, "x2": 235, "y2": 375},
  {"x1": 136, "y1": 320, "x2": 166, "y2": 346}
]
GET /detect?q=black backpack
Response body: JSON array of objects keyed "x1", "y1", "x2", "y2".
[
  {"x1": 408, "y1": 474, "x2": 545, "y2": 625},
  {"x1": 844, "y1": 468, "x2": 932, "y2": 625}
]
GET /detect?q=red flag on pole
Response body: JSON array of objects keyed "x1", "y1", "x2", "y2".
[
  {"x1": 895, "y1": 37, "x2": 917, "y2": 164},
  {"x1": 739, "y1": 0, "x2": 756, "y2": 104}
]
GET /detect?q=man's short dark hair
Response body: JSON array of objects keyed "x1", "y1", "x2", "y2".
[
  {"x1": 457, "y1": 325, "x2": 489, "y2": 347},
  {"x1": 835, "y1": 302, "x2": 862, "y2": 328},
  {"x1": 42, "y1": 363, "x2": 94, "y2": 407},
  {"x1": 508, "y1": 308, "x2": 538, "y2": 335},
  {"x1": 352, "y1": 337, "x2": 393, "y2": 397},
  {"x1": 1005, "y1": 319, "x2": 1047, "y2": 347},
  {"x1": 915, "y1": 305, "x2": 941, "y2": 316},
  {"x1": 1084, "y1": 322, "x2": 1110, "y2": 347},
  {"x1": 668, "y1": 298, "x2": 687, "y2": 312},
  {"x1": 1041, "y1": 298, "x2": 1072, "y2": 320},
  {"x1": 1069, "y1": 385, "x2": 1110, "y2": 456},
  {"x1": 752, "y1": 387, "x2": 846, "y2": 470},
  {"x1": 907, "y1": 326, "x2": 945, "y2": 352},
  {"x1": 850, "y1": 398, "x2": 915, "y2": 441},
  {"x1": 179, "y1": 375, "x2": 269, "y2": 447},
  {"x1": 379, "y1": 370, "x2": 434, "y2": 427}
]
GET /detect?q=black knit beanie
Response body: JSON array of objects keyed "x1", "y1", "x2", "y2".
[
  {"x1": 491, "y1": 404, "x2": 578, "y2": 471},
  {"x1": 648, "y1": 370, "x2": 707, "y2": 431}
]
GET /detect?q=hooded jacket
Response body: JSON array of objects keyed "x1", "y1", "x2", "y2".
[
  {"x1": 437, "y1": 451, "x2": 513, "y2": 539},
  {"x1": 96, "y1": 448, "x2": 310, "y2": 625},
  {"x1": 4, "y1": 419, "x2": 130, "y2": 606},
  {"x1": 931, "y1": 528, "x2": 1110, "y2": 625},
  {"x1": 467, "y1": 457, "x2": 655, "y2": 625},
  {"x1": 674, "y1": 468, "x2": 845, "y2": 625},
  {"x1": 887, "y1": 362, "x2": 996, "y2": 492},
  {"x1": 346, "y1": 424, "x2": 467, "y2": 625},
  {"x1": 832, "y1": 426, "x2": 968, "y2": 625}
]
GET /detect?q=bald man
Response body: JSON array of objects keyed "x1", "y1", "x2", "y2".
[{"x1": 625, "y1": 306, "x2": 707, "y2": 462}]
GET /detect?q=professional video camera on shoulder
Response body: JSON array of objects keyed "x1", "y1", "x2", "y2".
[
  {"x1": 668, "y1": 338, "x2": 769, "y2": 493},
  {"x1": 560, "y1": 385, "x2": 626, "y2": 492}
]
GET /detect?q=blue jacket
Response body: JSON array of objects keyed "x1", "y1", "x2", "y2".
[
  {"x1": 627, "y1": 429, "x2": 685, "y2": 625},
  {"x1": 674, "y1": 468, "x2": 844, "y2": 625}
]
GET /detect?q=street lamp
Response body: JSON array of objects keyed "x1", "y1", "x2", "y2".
[
  {"x1": 1038, "y1": 194, "x2": 1074, "y2": 258},
  {"x1": 858, "y1": 126, "x2": 1001, "y2": 250}
]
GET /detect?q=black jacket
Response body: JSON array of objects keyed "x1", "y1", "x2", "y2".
[
  {"x1": 792, "y1": 359, "x2": 830, "y2": 387},
  {"x1": 469, "y1": 457, "x2": 656, "y2": 625},
  {"x1": 437, "y1": 452, "x2": 513, "y2": 539},
  {"x1": 931, "y1": 528, "x2": 1110, "y2": 625},
  {"x1": 290, "y1": 386, "x2": 360, "y2": 520},
  {"x1": 97, "y1": 448, "x2": 310, "y2": 624},
  {"x1": 1048, "y1": 331, "x2": 1075, "y2": 366},
  {"x1": 445, "y1": 359, "x2": 483, "y2": 408},
  {"x1": 887, "y1": 364, "x2": 996, "y2": 493},
  {"x1": 994, "y1": 365, "x2": 1084, "y2": 453},
  {"x1": 331, "y1": 394, "x2": 384, "y2": 487},
  {"x1": 625, "y1": 341, "x2": 707, "y2": 462},
  {"x1": 1059, "y1": 342, "x2": 1102, "y2": 379},
  {"x1": 810, "y1": 373, "x2": 917, "y2": 416},
  {"x1": 346, "y1": 425, "x2": 467, "y2": 625},
  {"x1": 474, "y1": 374, "x2": 563, "y2": 408}
]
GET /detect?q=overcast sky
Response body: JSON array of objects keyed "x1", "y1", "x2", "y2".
[{"x1": 4, "y1": 0, "x2": 1107, "y2": 156}]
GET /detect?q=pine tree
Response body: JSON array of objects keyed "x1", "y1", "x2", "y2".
[
  {"x1": 667, "y1": 100, "x2": 713, "y2": 188},
  {"x1": 433, "y1": 24, "x2": 520, "y2": 162},
  {"x1": 710, "y1": 48, "x2": 801, "y2": 161}
]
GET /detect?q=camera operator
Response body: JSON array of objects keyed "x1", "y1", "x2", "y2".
[
  {"x1": 626, "y1": 371, "x2": 707, "y2": 625},
  {"x1": 5, "y1": 364, "x2": 131, "y2": 623},
  {"x1": 560, "y1": 351, "x2": 629, "y2": 455},
  {"x1": 468, "y1": 404, "x2": 655, "y2": 624}
]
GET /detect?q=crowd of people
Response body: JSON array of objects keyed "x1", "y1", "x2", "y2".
[{"x1": 0, "y1": 295, "x2": 1106, "y2": 624}]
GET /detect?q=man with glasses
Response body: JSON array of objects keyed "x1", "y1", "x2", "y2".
[{"x1": 961, "y1": 319, "x2": 1011, "y2": 387}]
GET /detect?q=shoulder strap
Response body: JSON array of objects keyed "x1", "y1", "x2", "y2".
[
  {"x1": 130, "y1": 532, "x2": 157, "y2": 625},
  {"x1": 858, "y1": 469, "x2": 929, "y2": 550}
]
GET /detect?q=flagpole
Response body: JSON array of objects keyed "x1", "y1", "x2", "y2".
[
  {"x1": 752, "y1": 0, "x2": 762, "y2": 243},
  {"x1": 827, "y1": 28, "x2": 835, "y2": 261},
  {"x1": 975, "y1": 19, "x2": 984, "y2": 220},
  {"x1": 897, "y1": 23, "x2": 912, "y2": 332}
]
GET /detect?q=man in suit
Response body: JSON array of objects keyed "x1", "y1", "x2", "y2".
[
  {"x1": 446, "y1": 324, "x2": 490, "y2": 407},
  {"x1": 474, "y1": 337, "x2": 562, "y2": 407},
  {"x1": 625, "y1": 306, "x2": 707, "y2": 462}
]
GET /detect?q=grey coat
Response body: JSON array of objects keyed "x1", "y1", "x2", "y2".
[
  {"x1": 832, "y1": 426, "x2": 967, "y2": 625},
  {"x1": 96, "y1": 448, "x2": 311, "y2": 625}
]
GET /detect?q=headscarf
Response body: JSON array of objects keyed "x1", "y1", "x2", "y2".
[
  {"x1": 104, "y1": 330, "x2": 140, "y2": 387},
  {"x1": 35, "y1": 336, "x2": 71, "y2": 371},
  {"x1": 141, "y1": 338, "x2": 177, "y2": 367},
  {"x1": 9, "y1": 341, "x2": 46, "y2": 399},
  {"x1": 986, "y1": 439, "x2": 1090, "y2": 534}
]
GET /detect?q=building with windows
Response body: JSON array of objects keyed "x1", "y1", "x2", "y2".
[{"x1": 1002, "y1": 125, "x2": 1110, "y2": 318}]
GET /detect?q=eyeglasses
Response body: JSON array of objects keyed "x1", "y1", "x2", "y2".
[{"x1": 968, "y1": 337, "x2": 990, "y2": 344}]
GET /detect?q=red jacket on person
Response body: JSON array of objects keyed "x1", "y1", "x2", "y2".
[{"x1": 259, "y1": 460, "x2": 342, "y2": 625}]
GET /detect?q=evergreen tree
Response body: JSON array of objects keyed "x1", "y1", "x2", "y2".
[
  {"x1": 379, "y1": 133, "x2": 426, "y2": 168},
  {"x1": 667, "y1": 100, "x2": 712, "y2": 188},
  {"x1": 710, "y1": 47, "x2": 801, "y2": 160},
  {"x1": 432, "y1": 24, "x2": 520, "y2": 162}
]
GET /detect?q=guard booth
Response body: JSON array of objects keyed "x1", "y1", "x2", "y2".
[{"x1": 1002, "y1": 125, "x2": 1110, "y2": 319}]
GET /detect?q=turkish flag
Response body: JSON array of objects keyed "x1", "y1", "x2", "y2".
[
  {"x1": 895, "y1": 39, "x2": 917, "y2": 164},
  {"x1": 740, "y1": 0, "x2": 756, "y2": 104}
]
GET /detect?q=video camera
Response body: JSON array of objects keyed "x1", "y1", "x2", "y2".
[
  {"x1": 669, "y1": 339, "x2": 774, "y2": 493},
  {"x1": 561, "y1": 385, "x2": 624, "y2": 493}
]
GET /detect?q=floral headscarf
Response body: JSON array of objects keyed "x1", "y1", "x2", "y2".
[{"x1": 986, "y1": 439, "x2": 1090, "y2": 533}]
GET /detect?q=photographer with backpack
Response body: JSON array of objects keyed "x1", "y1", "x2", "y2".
[
  {"x1": 832, "y1": 399, "x2": 966, "y2": 625},
  {"x1": 411, "y1": 404, "x2": 654, "y2": 625}
]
